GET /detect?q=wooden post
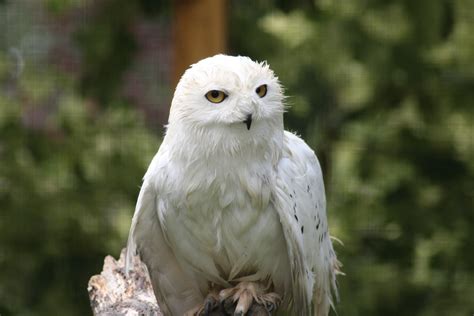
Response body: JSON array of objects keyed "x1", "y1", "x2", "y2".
[{"x1": 173, "y1": 0, "x2": 227, "y2": 85}]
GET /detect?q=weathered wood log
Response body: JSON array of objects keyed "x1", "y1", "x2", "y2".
[
  {"x1": 88, "y1": 249, "x2": 161, "y2": 315},
  {"x1": 88, "y1": 249, "x2": 274, "y2": 315}
]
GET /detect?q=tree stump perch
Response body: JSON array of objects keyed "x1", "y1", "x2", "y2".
[
  {"x1": 88, "y1": 249, "x2": 161, "y2": 315},
  {"x1": 88, "y1": 249, "x2": 275, "y2": 315}
]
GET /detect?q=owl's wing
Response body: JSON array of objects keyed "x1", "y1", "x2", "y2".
[
  {"x1": 126, "y1": 152, "x2": 203, "y2": 316},
  {"x1": 273, "y1": 131, "x2": 339, "y2": 316}
]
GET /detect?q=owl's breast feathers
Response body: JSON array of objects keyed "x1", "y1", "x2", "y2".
[
  {"x1": 132, "y1": 129, "x2": 338, "y2": 315},
  {"x1": 152, "y1": 131, "x2": 292, "y2": 295}
]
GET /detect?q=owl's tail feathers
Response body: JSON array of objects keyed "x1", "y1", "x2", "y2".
[
  {"x1": 330, "y1": 236, "x2": 345, "y2": 303},
  {"x1": 125, "y1": 181, "x2": 151, "y2": 277},
  {"x1": 125, "y1": 230, "x2": 137, "y2": 277},
  {"x1": 328, "y1": 237, "x2": 344, "y2": 316},
  {"x1": 313, "y1": 236, "x2": 344, "y2": 316},
  {"x1": 313, "y1": 259, "x2": 343, "y2": 316}
]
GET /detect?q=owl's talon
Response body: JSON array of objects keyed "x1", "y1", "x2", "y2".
[
  {"x1": 185, "y1": 289, "x2": 221, "y2": 316},
  {"x1": 222, "y1": 297, "x2": 236, "y2": 314},
  {"x1": 201, "y1": 291, "x2": 221, "y2": 316},
  {"x1": 201, "y1": 295, "x2": 219, "y2": 315},
  {"x1": 265, "y1": 302, "x2": 274, "y2": 313},
  {"x1": 219, "y1": 282, "x2": 281, "y2": 316}
]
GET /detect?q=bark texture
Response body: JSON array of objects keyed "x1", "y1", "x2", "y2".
[{"x1": 88, "y1": 249, "x2": 161, "y2": 316}]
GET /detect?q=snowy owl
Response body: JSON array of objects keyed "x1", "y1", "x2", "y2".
[{"x1": 126, "y1": 55, "x2": 340, "y2": 316}]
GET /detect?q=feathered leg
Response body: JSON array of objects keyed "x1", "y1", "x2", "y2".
[{"x1": 219, "y1": 281, "x2": 281, "y2": 316}]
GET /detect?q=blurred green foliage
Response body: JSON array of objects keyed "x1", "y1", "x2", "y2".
[
  {"x1": 0, "y1": 0, "x2": 473, "y2": 315},
  {"x1": 0, "y1": 50, "x2": 158, "y2": 315}
]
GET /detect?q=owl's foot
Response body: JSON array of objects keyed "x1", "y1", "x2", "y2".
[
  {"x1": 219, "y1": 281, "x2": 281, "y2": 316},
  {"x1": 184, "y1": 289, "x2": 220, "y2": 316}
]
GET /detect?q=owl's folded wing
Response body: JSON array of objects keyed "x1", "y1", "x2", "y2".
[
  {"x1": 273, "y1": 131, "x2": 339, "y2": 316},
  {"x1": 126, "y1": 156, "x2": 203, "y2": 316}
]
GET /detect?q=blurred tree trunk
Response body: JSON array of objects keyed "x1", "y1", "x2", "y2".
[{"x1": 173, "y1": 0, "x2": 227, "y2": 85}]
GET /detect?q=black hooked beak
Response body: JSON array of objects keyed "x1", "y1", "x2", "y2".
[{"x1": 243, "y1": 114, "x2": 253, "y2": 130}]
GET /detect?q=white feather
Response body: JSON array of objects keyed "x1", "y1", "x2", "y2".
[{"x1": 126, "y1": 55, "x2": 339, "y2": 316}]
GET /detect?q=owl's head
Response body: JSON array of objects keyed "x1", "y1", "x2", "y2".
[{"x1": 168, "y1": 55, "x2": 285, "y2": 138}]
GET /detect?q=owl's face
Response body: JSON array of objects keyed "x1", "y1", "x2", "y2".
[{"x1": 169, "y1": 55, "x2": 285, "y2": 136}]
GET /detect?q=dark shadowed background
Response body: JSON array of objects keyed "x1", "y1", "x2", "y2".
[{"x1": 0, "y1": 0, "x2": 473, "y2": 315}]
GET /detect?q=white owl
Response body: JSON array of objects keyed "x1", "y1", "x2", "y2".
[{"x1": 126, "y1": 55, "x2": 340, "y2": 316}]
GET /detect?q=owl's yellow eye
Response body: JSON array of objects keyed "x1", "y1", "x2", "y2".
[
  {"x1": 205, "y1": 90, "x2": 227, "y2": 103},
  {"x1": 255, "y1": 84, "x2": 267, "y2": 98}
]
